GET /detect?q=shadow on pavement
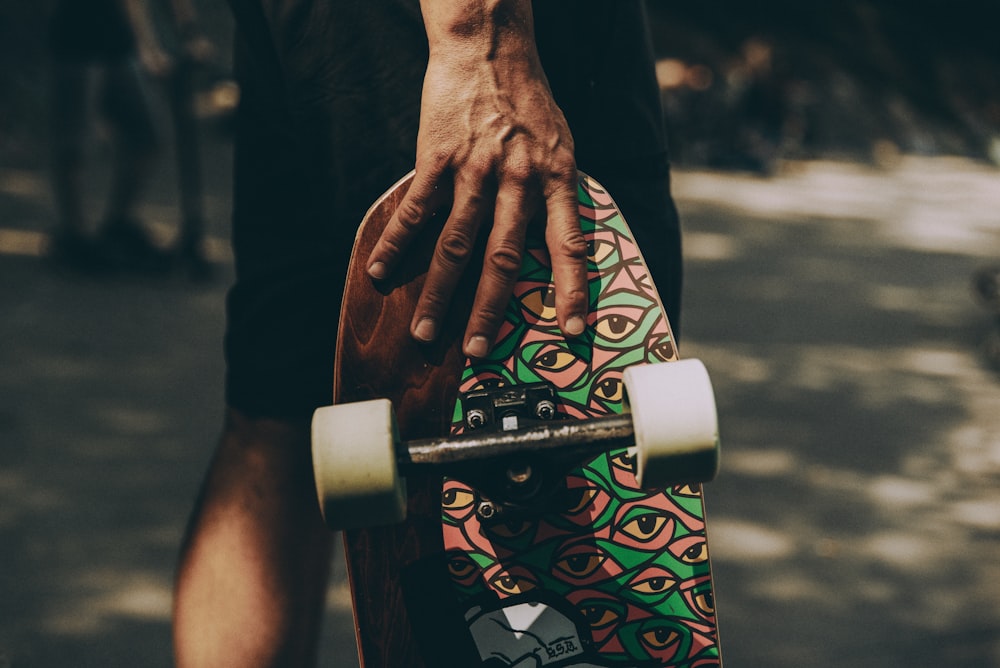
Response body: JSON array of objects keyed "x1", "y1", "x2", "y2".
[
  {"x1": 2, "y1": 151, "x2": 999, "y2": 666},
  {"x1": 679, "y1": 158, "x2": 1000, "y2": 666}
]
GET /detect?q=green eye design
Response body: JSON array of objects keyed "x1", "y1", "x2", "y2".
[
  {"x1": 592, "y1": 377, "x2": 622, "y2": 403},
  {"x1": 594, "y1": 314, "x2": 638, "y2": 342},
  {"x1": 632, "y1": 574, "x2": 677, "y2": 596},
  {"x1": 641, "y1": 626, "x2": 680, "y2": 650},
  {"x1": 621, "y1": 513, "x2": 667, "y2": 542},
  {"x1": 531, "y1": 349, "x2": 577, "y2": 373}
]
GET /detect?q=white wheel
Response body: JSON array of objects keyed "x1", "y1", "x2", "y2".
[
  {"x1": 311, "y1": 399, "x2": 407, "y2": 530},
  {"x1": 623, "y1": 360, "x2": 720, "y2": 489}
]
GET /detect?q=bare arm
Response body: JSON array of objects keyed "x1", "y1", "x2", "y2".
[{"x1": 366, "y1": 0, "x2": 588, "y2": 359}]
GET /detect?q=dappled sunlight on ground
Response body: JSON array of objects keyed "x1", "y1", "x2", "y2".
[
  {"x1": 678, "y1": 158, "x2": 1000, "y2": 257},
  {"x1": 678, "y1": 157, "x2": 1000, "y2": 666},
  {"x1": 2, "y1": 154, "x2": 998, "y2": 666}
]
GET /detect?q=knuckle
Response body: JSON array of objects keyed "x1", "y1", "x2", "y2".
[
  {"x1": 419, "y1": 289, "x2": 448, "y2": 313},
  {"x1": 396, "y1": 198, "x2": 426, "y2": 232},
  {"x1": 563, "y1": 286, "x2": 589, "y2": 306},
  {"x1": 486, "y1": 240, "x2": 523, "y2": 276},
  {"x1": 502, "y1": 160, "x2": 533, "y2": 186},
  {"x1": 556, "y1": 229, "x2": 589, "y2": 261},
  {"x1": 472, "y1": 300, "x2": 506, "y2": 327},
  {"x1": 419, "y1": 147, "x2": 451, "y2": 173},
  {"x1": 377, "y1": 234, "x2": 403, "y2": 258},
  {"x1": 464, "y1": 158, "x2": 493, "y2": 183},
  {"x1": 395, "y1": 198, "x2": 426, "y2": 231},
  {"x1": 437, "y1": 229, "x2": 476, "y2": 266},
  {"x1": 548, "y1": 156, "x2": 578, "y2": 187}
]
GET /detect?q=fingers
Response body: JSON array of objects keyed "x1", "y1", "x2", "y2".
[
  {"x1": 461, "y1": 178, "x2": 534, "y2": 358},
  {"x1": 367, "y1": 168, "x2": 447, "y2": 281},
  {"x1": 545, "y1": 175, "x2": 589, "y2": 338},
  {"x1": 410, "y1": 179, "x2": 493, "y2": 345},
  {"x1": 370, "y1": 166, "x2": 584, "y2": 359}
]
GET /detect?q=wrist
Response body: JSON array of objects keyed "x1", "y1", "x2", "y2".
[{"x1": 421, "y1": 0, "x2": 537, "y2": 61}]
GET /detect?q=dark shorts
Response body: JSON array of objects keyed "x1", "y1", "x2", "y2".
[{"x1": 224, "y1": 0, "x2": 682, "y2": 419}]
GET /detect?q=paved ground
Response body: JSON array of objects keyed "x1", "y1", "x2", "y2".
[
  {"x1": 678, "y1": 159, "x2": 1000, "y2": 666},
  {"x1": 1, "y1": 115, "x2": 999, "y2": 667}
]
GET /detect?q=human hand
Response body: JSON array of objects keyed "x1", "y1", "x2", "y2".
[{"x1": 367, "y1": 2, "x2": 587, "y2": 359}]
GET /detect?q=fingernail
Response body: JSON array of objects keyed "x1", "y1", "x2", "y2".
[
  {"x1": 465, "y1": 336, "x2": 490, "y2": 359},
  {"x1": 565, "y1": 316, "x2": 586, "y2": 336},
  {"x1": 368, "y1": 262, "x2": 386, "y2": 280},
  {"x1": 414, "y1": 318, "x2": 437, "y2": 342}
]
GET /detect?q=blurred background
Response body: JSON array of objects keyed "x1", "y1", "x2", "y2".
[{"x1": 2, "y1": 1, "x2": 999, "y2": 666}]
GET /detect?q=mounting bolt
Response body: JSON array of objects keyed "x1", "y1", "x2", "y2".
[
  {"x1": 477, "y1": 500, "x2": 498, "y2": 520},
  {"x1": 466, "y1": 409, "x2": 488, "y2": 430},
  {"x1": 535, "y1": 400, "x2": 556, "y2": 420}
]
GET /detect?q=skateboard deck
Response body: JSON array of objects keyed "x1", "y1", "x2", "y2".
[{"x1": 315, "y1": 172, "x2": 721, "y2": 667}]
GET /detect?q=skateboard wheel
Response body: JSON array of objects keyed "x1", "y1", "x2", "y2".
[
  {"x1": 311, "y1": 399, "x2": 407, "y2": 530},
  {"x1": 623, "y1": 360, "x2": 720, "y2": 489}
]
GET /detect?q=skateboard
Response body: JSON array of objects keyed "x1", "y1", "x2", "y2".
[{"x1": 312, "y1": 172, "x2": 722, "y2": 667}]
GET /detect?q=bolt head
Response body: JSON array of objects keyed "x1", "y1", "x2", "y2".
[
  {"x1": 466, "y1": 409, "x2": 487, "y2": 429},
  {"x1": 535, "y1": 400, "x2": 556, "y2": 420}
]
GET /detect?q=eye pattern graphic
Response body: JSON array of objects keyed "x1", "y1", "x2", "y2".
[
  {"x1": 520, "y1": 286, "x2": 557, "y2": 322},
  {"x1": 559, "y1": 479, "x2": 612, "y2": 527},
  {"x1": 693, "y1": 589, "x2": 715, "y2": 616},
  {"x1": 648, "y1": 337, "x2": 676, "y2": 362},
  {"x1": 442, "y1": 175, "x2": 719, "y2": 664},
  {"x1": 632, "y1": 574, "x2": 678, "y2": 596},
  {"x1": 487, "y1": 519, "x2": 533, "y2": 540},
  {"x1": 565, "y1": 486, "x2": 598, "y2": 514},
  {"x1": 673, "y1": 484, "x2": 701, "y2": 498},
  {"x1": 640, "y1": 626, "x2": 681, "y2": 651},
  {"x1": 671, "y1": 535, "x2": 710, "y2": 565},
  {"x1": 555, "y1": 550, "x2": 607, "y2": 580},
  {"x1": 447, "y1": 554, "x2": 477, "y2": 580},
  {"x1": 588, "y1": 238, "x2": 617, "y2": 266},
  {"x1": 681, "y1": 543, "x2": 709, "y2": 565},
  {"x1": 609, "y1": 450, "x2": 636, "y2": 473},
  {"x1": 490, "y1": 572, "x2": 537, "y2": 596},
  {"x1": 578, "y1": 603, "x2": 621, "y2": 631},
  {"x1": 442, "y1": 488, "x2": 475, "y2": 512},
  {"x1": 620, "y1": 513, "x2": 668, "y2": 542},
  {"x1": 594, "y1": 314, "x2": 639, "y2": 343},
  {"x1": 530, "y1": 348, "x2": 577, "y2": 373},
  {"x1": 592, "y1": 377, "x2": 623, "y2": 403}
]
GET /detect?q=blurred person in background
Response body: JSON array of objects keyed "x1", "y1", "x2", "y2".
[{"x1": 47, "y1": 0, "x2": 213, "y2": 275}]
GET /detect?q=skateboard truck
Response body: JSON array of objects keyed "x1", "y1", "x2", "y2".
[
  {"x1": 313, "y1": 360, "x2": 721, "y2": 530},
  {"x1": 458, "y1": 382, "x2": 569, "y2": 523},
  {"x1": 461, "y1": 382, "x2": 559, "y2": 432}
]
